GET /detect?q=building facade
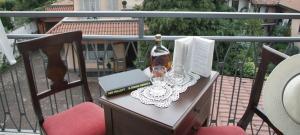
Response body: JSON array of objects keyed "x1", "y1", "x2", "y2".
[
  {"x1": 44, "y1": 0, "x2": 143, "y2": 75},
  {"x1": 227, "y1": 0, "x2": 300, "y2": 49}
]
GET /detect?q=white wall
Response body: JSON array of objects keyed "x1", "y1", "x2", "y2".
[
  {"x1": 9, "y1": 21, "x2": 37, "y2": 35},
  {"x1": 126, "y1": 0, "x2": 143, "y2": 9},
  {"x1": 8, "y1": 21, "x2": 37, "y2": 45},
  {"x1": 291, "y1": 19, "x2": 300, "y2": 49},
  {"x1": 0, "y1": 21, "x2": 38, "y2": 64},
  {"x1": 228, "y1": 0, "x2": 233, "y2": 7},
  {"x1": 238, "y1": 0, "x2": 248, "y2": 11}
]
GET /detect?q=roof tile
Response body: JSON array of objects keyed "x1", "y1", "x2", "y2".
[
  {"x1": 46, "y1": 5, "x2": 74, "y2": 11},
  {"x1": 46, "y1": 20, "x2": 139, "y2": 35}
]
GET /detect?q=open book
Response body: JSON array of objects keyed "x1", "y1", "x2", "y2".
[{"x1": 173, "y1": 37, "x2": 215, "y2": 77}]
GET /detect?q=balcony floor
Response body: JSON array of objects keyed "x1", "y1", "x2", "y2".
[{"x1": 0, "y1": 54, "x2": 271, "y2": 134}]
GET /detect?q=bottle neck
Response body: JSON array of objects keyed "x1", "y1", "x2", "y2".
[{"x1": 155, "y1": 41, "x2": 161, "y2": 46}]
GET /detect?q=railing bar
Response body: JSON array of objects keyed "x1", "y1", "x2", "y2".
[
  {"x1": 268, "y1": 126, "x2": 272, "y2": 135},
  {"x1": 250, "y1": 121, "x2": 254, "y2": 135},
  {"x1": 210, "y1": 45, "x2": 221, "y2": 126},
  {"x1": 64, "y1": 90, "x2": 69, "y2": 109},
  {"x1": 233, "y1": 43, "x2": 253, "y2": 125},
  {"x1": 68, "y1": 43, "x2": 76, "y2": 107},
  {"x1": 255, "y1": 121, "x2": 265, "y2": 135},
  {"x1": 138, "y1": 18, "x2": 144, "y2": 38},
  {"x1": 68, "y1": 74, "x2": 75, "y2": 107},
  {"x1": 215, "y1": 68, "x2": 224, "y2": 127},
  {"x1": 34, "y1": 120, "x2": 38, "y2": 133},
  {"x1": 209, "y1": 79, "x2": 218, "y2": 126},
  {"x1": 92, "y1": 43, "x2": 100, "y2": 71},
  {"x1": 130, "y1": 41, "x2": 138, "y2": 57},
  {"x1": 53, "y1": 94, "x2": 59, "y2": 113},
  {"x1": 66, "y1": 72, "x2": 74, "y2": 107},
  {"x1": 5, "y1": 115, "x2": 18, "y2": 132},
  {"x1": 96, "y1": 43, "x2": 101, "y2": 77},
  {"x1": 1, "y1": 115, "x2": 5, "y2": 131},
  {"x1": 215, "y1": 43, "x2": 235, "y2": 125},
  {"x1": 72, "y1": 45, "x2": 86, "y2": 102},
  {"x1": 71, "y1": 44, "x2": 77, "y2": 72},
  {"x1": 14, "y1": 66, "x2": 35, "y2": 131},
  {"x1": 0, "y1": 74, "x2": 8, "y2": 131},
  {"x1": 14, "y1": 66, "x2": 26, "y2": 113},
  {"x1": 0, "y1": 67, "x2": 18, "y2": 131},
  {"x1": 9, "y1": 70, "x2": 23, "y2": 131},
  {"x1": 22, "y1": 116, "x2": 35, "y2": 133},
  {"x1": 1, "y1": 11, "x2": 300, "y2": 19},
  {"x1": 40, "y1": 54, "x2": 55, "y2": 115},
  {"x1": 104, "y1": 44, "x2": 108, "y2": 75},
  {"x1": 227, "y1": 63, "x2": 239, "y2": 125},
  {"x1": 64, "y1": 44, "x2": 72, "y2": 108},
  {"x1": 145, "y1": 42, "x2": 151, "y2": 56},
  {"x1": 8, "y1": 34, "x2": 300, "y2": 42},
  {"x1": 124, "y1": 42, "x2": 131, "y2": 57}
]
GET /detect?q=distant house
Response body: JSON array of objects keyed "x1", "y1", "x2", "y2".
[
  {"x1": 43, "y1": 0, "x2": 144, "y2": 76},
  {"x1": 251, "y1": 0, "x2": 300, "y2": 48},
  {"x1": 38, "y1": 0, "x2": 74, "y2": 34},
  {"x1": 226, "y1": 0, "x2": 300, "y2": 50}
]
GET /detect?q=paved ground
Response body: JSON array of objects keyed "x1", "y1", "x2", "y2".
[
  {"x1": 211, "y1": 76, "x2": 272, "y2": 135},
  {"x1": 0, "y1": 54, "x2": 271, "y2": 134}
]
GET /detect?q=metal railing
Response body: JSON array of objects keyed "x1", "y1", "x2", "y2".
[{"x1": 1, "y1": 11, "x2": 300, "y2": 135}]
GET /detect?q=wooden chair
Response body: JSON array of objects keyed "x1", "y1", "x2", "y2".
[
  {"x1": 197, "y1": 45, "x2": 288, "y2": 135},
  {"x1": 17, "y1": 31, "x2": 105, "y2": 135}
]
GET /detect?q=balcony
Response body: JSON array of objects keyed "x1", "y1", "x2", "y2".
[{"x1": 0, "y1": 11, "x2": 300, "y2": 135}]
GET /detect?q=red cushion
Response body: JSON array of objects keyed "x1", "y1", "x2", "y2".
[
  {"x1": 197, "y1": 126, "x2": 246, "y2": 135},
  {"x1": 43, "y1": 102, "x2": 105, "y2": 135}
]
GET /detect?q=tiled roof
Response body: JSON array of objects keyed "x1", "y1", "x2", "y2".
[
  {"x1": 45, "y1": 5, "x2": 74, "y2": 11},
  {"x1": 51, "y1": 0, "x2": 73, "y2": 6},
  {"x1": 251, "y1": 0, "x2": 279, "y2": 5},
  {"x1": 279, "y1": 0, "x2": 300, "y2": 12},
  {"x1": 45, "y1": 0, "x2": 74, "y2": 11},
  {"x1": 46, "y1": 20, "x2": 139, "y2": 35},
  {"x1": 252, "y1": 0, "x2": 300, "y2": 12}
]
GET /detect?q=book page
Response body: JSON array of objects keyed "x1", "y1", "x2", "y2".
[
  {"x1": 173, "y1": 37, "x2": 192, "y2": 68},
  {"x1": 173, "y1": 37, "x2": 215, "y2": 78},
  {"x1": 189, "y1": 37, "x2": 215, "y2": 77}
]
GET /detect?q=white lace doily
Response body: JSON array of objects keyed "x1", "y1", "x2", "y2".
[{"x1": 131, "y1": 72, "x2": 200, "y2": 108}]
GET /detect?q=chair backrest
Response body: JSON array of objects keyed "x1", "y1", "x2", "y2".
[
  {"x1": 17, "y1": 31, "x2": 92, "y2": 126},
  {"x1": 237, "y1": 45, "x2": 289, "y2": 135}
]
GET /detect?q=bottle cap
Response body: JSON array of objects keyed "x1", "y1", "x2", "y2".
[{"x1": 155, "y1": 34, "x2": 161, "y2": 42}]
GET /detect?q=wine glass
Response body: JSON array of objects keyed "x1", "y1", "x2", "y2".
[
  {"x1": 167, "y1": 65, "x2": 186, "y2": 85},
  {"x1": 149, "y1": 65, "x2": 167, "y2": 97}
]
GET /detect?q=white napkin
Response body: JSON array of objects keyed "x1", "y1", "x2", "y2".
[
  {"x1": 0, "y1": 20, "x2": 16, "y2": 65},
  {"x1": 173, "y1": 36, "x2": 215, "y2": 77}
]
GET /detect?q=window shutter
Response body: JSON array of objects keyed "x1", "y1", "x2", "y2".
[
  {"x1": 95, "y1": 0, "x2": 100, "y2": 11},
  {"x1": 79, "y1": 0, "x2": 85, "y2": 11}
]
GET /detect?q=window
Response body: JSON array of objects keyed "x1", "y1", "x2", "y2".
[
  {"x1": 83, "y1": 43, "x2": 114, "y2": 61},
  {"x1": 79, "y1": 0, "x2": 100, "y2": 11},
  {"x1": 109, "y1": 0, "x2": 117, "y2": 11},
  {"x1": 232, "y1": 0, "x2": 239, "y2": 11}
]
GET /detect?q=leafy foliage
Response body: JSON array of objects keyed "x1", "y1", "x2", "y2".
[
  {"x1": 134, "y1": 0, "x2": 264, "y2": 77},
  {"x1": 270, "y1": 22, "x2": 298, "y2": 55},
  {"x1": 0, "y1": 0, "x2": 54, "y2": 31}
]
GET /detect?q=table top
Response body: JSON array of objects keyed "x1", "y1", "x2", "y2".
[{"x1": 99, "y1": 71, "x2": 219, "y2": 130}]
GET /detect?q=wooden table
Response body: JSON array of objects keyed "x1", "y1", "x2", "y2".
[{"x1": 98, "y1": 71, "x2": 219, "y2": 135}]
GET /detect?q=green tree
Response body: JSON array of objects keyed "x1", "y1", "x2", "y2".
[
  {"x1": 0, "y1": 0, "x2": 54, "y2": 31},
  {"x1": 0, "y1": 0, "x2": 16, "y2": 31},
  {"x1": 135, "y1": 0, "x2": 263, "y2": 78},
  {"x1": 270, "y1": 22, "x2": 298, "y2": 55}
]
